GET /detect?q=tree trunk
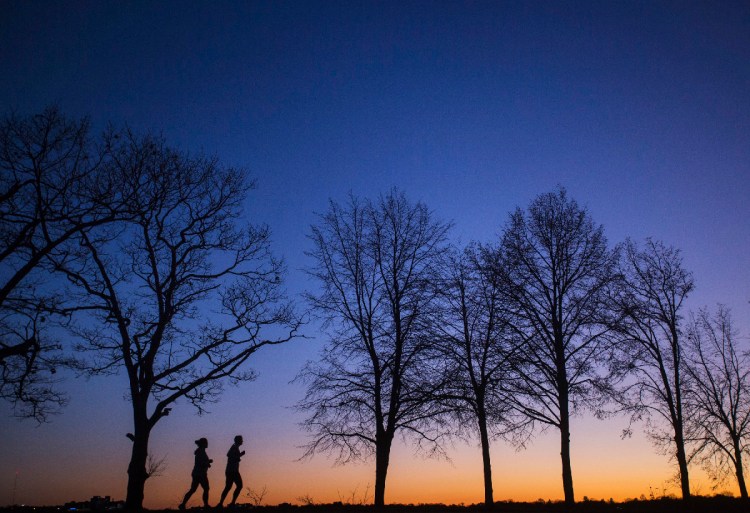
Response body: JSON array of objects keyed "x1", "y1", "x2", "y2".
[
  {"x1": 673, "y1": 422, "x2": 691, "y2": 499},
  {"x1": 559, "y1": 384, "x2": 575, "y2": 506},
  {"x1": 477, "y1": 409, "x2": 494, "y2": 507},
  {"x1": 374, "y1": 431, "x2": 393, "y2": 508},
  {"x1": 671, "y1": 329, "x2": 691, "y2": 500},
  {"x1": 560, "y1": 418, "x2": 575, "y2": 506},
  {"x1": 125, "y1": 405, "x2": 151, "y2": 510},
  {"x1": 554, "y1": 342, "x2": 575, "y2": 507},
  {"x1": 733, "y1": 439, "x2": 748, "y2": 499},
  {"x1": 675, "y1": 443, "x2": 690, "y2": 499}
]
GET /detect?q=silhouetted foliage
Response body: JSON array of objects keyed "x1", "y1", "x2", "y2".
[
  {"x1": 609, "y1": 239, "x2": 694, "y2": 499},
  {"x1": 0, "y1": 108, "x2": 123, "y2": 421},
  {"x1": 297, "y1": 190, "x2": 451, "y2": 507},
  {"x1": 684, "y1": 306, "x2": 750, "y2": 498},
  {"x1": 56, "y1": 131, "x2": 302, "y2": 510},
  {"x1": 496, "y1": 188, "x2": 620, "y2": 506},
  {"x1": 428, "y1": 243, "x2": 527, "y2": 506}
]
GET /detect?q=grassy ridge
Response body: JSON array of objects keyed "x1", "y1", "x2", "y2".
[{"x1": 3, "y1": 496, "x2": 750, "y2": 513}]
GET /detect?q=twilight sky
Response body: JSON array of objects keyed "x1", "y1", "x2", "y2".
[{"x1": 1, "y1": 0, "x2": 749, "y2": 508}]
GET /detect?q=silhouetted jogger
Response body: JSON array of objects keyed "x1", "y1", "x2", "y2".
[
  {"x1": 179, "y1": 437, "x2": 213, "y2": 510},
  {"x1": 218, "y1": 435, "x2": 245, "y2": 507}
]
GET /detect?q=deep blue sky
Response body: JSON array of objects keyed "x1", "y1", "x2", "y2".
[{"x1": 1, "y1": 0, "x2": 749, "y2": 507}]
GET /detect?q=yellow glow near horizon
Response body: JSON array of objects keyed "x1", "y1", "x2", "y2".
[
  {"x1": 125, "y1": 419, "x2": 736, "y2": 509},
  {"x1": 3, "y1": 399, "x2": 738, "y2": 509}
]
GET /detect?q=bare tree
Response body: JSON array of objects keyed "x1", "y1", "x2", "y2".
[
  {"x1": 497, "y1": 188, "x2": 619, "y2": 506},
  {"x1": 297, "y1": 190, "x2": 451, "y2": 507},
  {"x1": 57, "y1": 132, "x2": 301, "y2": 510},
  {"x1": 429, "y1": 243, "x2": 524, "y2": 506},
  {"x1": 684, "y1": 306, "x2": 750, "y2": 498},
  {"x1": 245, "y1": 485, "x2": 268, "y2": 506},
  {"x1": 610, "y1": 238, "x2": 694, "y2": 499},
  {"x1": 0, "y1": 108, "x2": 121, "y2": 421}
]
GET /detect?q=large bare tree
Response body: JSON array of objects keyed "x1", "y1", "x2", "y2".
[
  {"x1": 610, "y1": 238, "x2": 694, "y2": 499},
  {"x1": 0, "y1": 108, "x2": 120, "y2": 421},
  {"x1": 58, "y1": 132, "x2": 301, "y2": 510},
  {"x1": 684, "y1": 306, "x2": 750, "y2": 498},
  {"x1": 297, "y1": 190, "x2": 451, "y2": 507},
  {"x1": 497, "y1": 188, "x2": 619, "y2": 506},
  {"x1": 429, "y1": 243, "x2": 524, "y2": 507}
]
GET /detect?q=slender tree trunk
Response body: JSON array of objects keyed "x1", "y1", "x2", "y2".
[
  {"x1": 672, "y1": 391, "x2": 691, "y2": 498},
  {"x1": 125, "y1": 403, "x2": 151, "y2": 510},
  {"x1": 674, "y1": 426, "x2": 691, "y2": 499},
  {"x1": 557, "y1": 362, "x2": 576, "y2": 507},
  {"x1": 554, "y1": 335, "x2": 575, "y2": 508},
  {"x1": 733, "y1": 439, "x2": 748, "y2": 499},
  {"x1": 477, "y1": 409, "x2": 494, "y2": 507},
  {"x1": 671, "y1": 329, "x2": 691, "y2": 500},
  {"x1": 374, "y1": 431, "x2": 393, "y2": 507},
  {"x1": 559, "y1": 383, "x2": 575, "y2": 506}
]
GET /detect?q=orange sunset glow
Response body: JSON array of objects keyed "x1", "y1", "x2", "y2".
[
  {"x1": 2, "y1": 1, "x2": 749, "y2": 511},
  {"x1": 2, "y1": 372, "x2": 740, "y2": 509}
]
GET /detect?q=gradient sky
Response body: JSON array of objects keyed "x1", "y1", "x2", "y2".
[{"x1": 1, "y1": 0, "x2": 749, "y2": 508}]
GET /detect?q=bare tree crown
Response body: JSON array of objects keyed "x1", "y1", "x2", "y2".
[{"x1": 0, "y1": 108, "x2": 119, "y2": 420}]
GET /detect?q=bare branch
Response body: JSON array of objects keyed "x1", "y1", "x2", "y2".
[{"x1": 0, "y1": 107, "x2": 123, "y2": 420}]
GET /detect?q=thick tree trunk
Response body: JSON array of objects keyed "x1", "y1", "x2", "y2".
[
  {"x1": 125, "y1": 406, "x2": 151, "y2": 510},
  {"x1": 674, "y1": 432, "x2": 691, "y2": 499},
  {"x1": 733, "y1": 440, "x2": 748, "y2": 499},
  {"x1": 477, "y1": 409, "x2": 494, "y2": 507},
  {"x1": 374, "y1": 431, "x2": 393, "y2": 508},
  {"x1": 736, "y1": 461, "x2": 749, "y2": 500}
]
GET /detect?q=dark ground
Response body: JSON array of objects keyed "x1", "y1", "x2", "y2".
[{"x1": 2, "y1": 497, "x2": 749, "y2": 513}]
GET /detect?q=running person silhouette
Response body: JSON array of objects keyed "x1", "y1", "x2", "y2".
[
  {"x1": 217, "y1": 435, "x2": 245, "y2": 507},
  {"x1": 179, "y1": 437, "x2": 212, "y2": 509}
]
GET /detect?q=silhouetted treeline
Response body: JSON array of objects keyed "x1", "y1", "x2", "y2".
[
  {"x1": 298, "y1": 188, "x2": 750, "y2": 506},
  {"x1": 3, "y1": 109, "x2": 749, "y2": 509}
]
